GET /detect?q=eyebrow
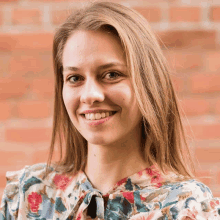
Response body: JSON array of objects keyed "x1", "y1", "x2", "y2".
[{"x1": 63, "y1": 62, "x2": 126, "y2": 73}]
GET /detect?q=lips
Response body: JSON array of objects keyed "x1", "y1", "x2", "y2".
[
  {"x1": 81, "y1": 111, "x2": 117, "y2": 126},
  {"x1": 83, "y1": 111, "x2": 116, "y2": 120},
  {"x1": 80, "y1": 109, "x2": 117, "y2": 114}
]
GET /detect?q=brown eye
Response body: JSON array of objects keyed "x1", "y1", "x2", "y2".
[
  {"x1": 104, "y1": 71, "x2": 122, "y2": 80},
  {"x1": 68, "y1": 75, "x2": 83, "y2": 83}
]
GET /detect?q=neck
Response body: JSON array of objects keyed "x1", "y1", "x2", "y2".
[{"x1": 84, "y1": 129, "x2": 149, "y2": 195}]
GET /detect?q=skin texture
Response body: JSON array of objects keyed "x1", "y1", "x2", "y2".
[{"x1": 62, "y1": 30, "x2": 148, "y2": 194}]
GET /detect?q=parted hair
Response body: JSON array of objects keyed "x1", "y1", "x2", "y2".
[{"x1": 47, "y1": 1, "x2": 195, "y2": 179}]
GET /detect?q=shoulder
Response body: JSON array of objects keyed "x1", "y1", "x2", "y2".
[
  {"x1": 4, "y1": 163, "x2": 49, "y2": 195},
  {"x1": 159, "y1": 179, "x2": 220, "y2": 219},
  {"x1": 162, "y1": 178, "x2": 213, "y2": 203},
  {"x1": 4, "y1": 162, "x2": 56, "y2": 196},
  {"x1": 5, "y1": 163, "x2": 55, "y2": 188},
  {"x1": 0, "y1": 163, "x2": 56, "y2": 218}
]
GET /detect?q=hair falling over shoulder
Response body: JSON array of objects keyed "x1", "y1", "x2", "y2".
[{"x1": 46, "y1": 1, "x2": 195, "y2": 180}]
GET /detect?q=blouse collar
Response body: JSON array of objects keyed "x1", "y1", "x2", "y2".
[
  {"x1": 31, "y1": 163, "x2": 178, "y2": 219},
  {"x1": 42, "y1": 164, "x2": 177, "y2": 195}
]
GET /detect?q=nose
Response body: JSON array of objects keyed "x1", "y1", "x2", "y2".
[{"x1": 80, "y1": 78, "x2": 105, "y2": 105}]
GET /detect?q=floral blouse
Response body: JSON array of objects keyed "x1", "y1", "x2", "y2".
[{"x1": 0, "y1": 163, "x2": 220, "y2": 220}]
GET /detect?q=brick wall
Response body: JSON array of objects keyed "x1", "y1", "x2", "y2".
[{"x1": 0, "y1": 0, "x2": 220, "y2": 199}]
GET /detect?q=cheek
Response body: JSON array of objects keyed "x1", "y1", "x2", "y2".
[
  {"x1": 109, "y1": 83, "x2": 133, "y2": 106},
  {"x1": 114, "y1": 84, "x2": 136, "y2": 108},
  {"x1": 62, "y1": 87, "x2": 78, "y2": 116},
  {"x1": 115, "y1": 83, "x2": 141, "y2": 119}
]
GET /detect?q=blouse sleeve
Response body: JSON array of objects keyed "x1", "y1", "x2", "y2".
[
  {"x1": 161, "y1": 180, "x2": 220, "y2": 219},
  {"x1": 0, "y1": 166, "x2": 28, "y2": 220}
]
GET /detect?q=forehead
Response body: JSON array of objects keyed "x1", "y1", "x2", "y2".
[{"x1": 62, "y1": 30, "x2": 126, "y2": 68}]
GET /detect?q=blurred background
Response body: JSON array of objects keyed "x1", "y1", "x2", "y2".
[{"x1": 0, "y1": 0, "x2": 220, "y2": 198}]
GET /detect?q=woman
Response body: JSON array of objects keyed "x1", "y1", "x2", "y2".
[{"x1": 1, "y1": 1, "x2": 219, "y2": 219}]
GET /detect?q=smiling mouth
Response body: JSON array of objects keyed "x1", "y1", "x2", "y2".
[{"x1": 82, "y1": 111, "x2": 117, "y2": 121}]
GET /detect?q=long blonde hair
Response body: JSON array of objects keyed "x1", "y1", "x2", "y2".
[{"x1": 47, "y1": 1, "x2": 195, "y2": 178}]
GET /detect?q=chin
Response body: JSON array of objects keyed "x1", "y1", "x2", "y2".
[
  {"x1": 86, "y1": 135, "x2": 116, "y2": 146},
  {"x1": 87, "y1": 139, "x2": 109, "y2": 146}
]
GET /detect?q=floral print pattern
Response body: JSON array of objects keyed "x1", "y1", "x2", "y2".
[
  {"x1": 27, "y1": 192, "x2": 42, "y2": 213},
  {"x1": 0, "y1": 163, "x2": 220, "y2": 220},
  {"x1": 53, "y1": 174, "x2": 72, "y2": 190}
]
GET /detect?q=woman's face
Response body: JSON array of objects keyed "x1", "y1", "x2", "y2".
[{"x1": 62, "y1": 30, "x2": 142, "y2": 146}]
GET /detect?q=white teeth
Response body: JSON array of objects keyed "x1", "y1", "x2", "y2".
[
  {"x1": 95, "y1": 113, "x2": 101, "y2": 120},
  {"x1": 84, "y1": 111, "x2": 115, "y2": 120},
  {"x1": 90, "y1": 114, "x2": 95, "y2": 120}
]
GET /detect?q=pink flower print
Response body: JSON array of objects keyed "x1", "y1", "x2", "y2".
[
  {"x1": 76, "y1": 206, "x2": 85, "y2": 220},
  {"x1": 53, "y1": 174, "x2": 72, "y2": 190},
  {"x1": 122, "y1": 192, "x2": 134, "y2": 203},
  {"x1": 140, "y1": 195, "x2": 146, "y2": 202},
  {"x1": 151, "y1": 174, "x2": 163, "y2": 188},
  {"x1": 137, "y1": 170, "x2": 144, "y2": 177},
  {"x1": 76, "y1": 212, "x2": 82, "y2": 220},
  {"x1": 116, "y1": 177, "x2": 127, "y2": 186},
  {"x1": 103, "y1": 193, "x2": 109, "y2": 198},
  {"x1": 210, "y1": 199, "x2": 220, "y2": 209},
  {"x1": 27, "y1": 192, "x2": 42, "y2": 213},
  {"x1": 146, "y1": 168, "x2": 154, "y2": 176},
  {"x1": 178, "y1": 207, "x2": 199, "y2": 220},
  {"x1": 146, "y1": 168, "x2": 163, "y2": 188},
  {"x1": 130, "y1": 210, "x2": 163, "y2": 220},
  {"x1": 79, "y1": 192, "x2": 87, "y2": 200},
  {"x1": 146, "y1": 167, "x2": 160, "y2": 177}
]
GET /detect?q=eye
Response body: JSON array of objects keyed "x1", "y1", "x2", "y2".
[
  {"x1": 67, "y1": 75, "x2": 83, "y2": 83},
  {"x1": 104, "y1": 71, "x2": 122, "y2": 80}
]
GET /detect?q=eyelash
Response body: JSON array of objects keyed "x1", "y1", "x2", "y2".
[{"x1": 66, "y1": 71, "x2": 123, "y2": 84}]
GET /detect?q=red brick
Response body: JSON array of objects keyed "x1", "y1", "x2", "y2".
[
  {"x1": 0, "y1": 173, "x2": 6, "y2": 188},
  {"x1": 31, "y1": 78, "x2": 54, "y2": 99},
  {"x1": 51, "y1": 9, "x2": 71, "y2": 25},
  {"x1": 216, "y1": 99, "x2": 220, "y2": 114},
  {"x1": 0, "y1": 33, "x2": 53, "y2": 51},
  {"x1": 0, "y1": 10, "x2": 2, "y2": 26},
  {"x1": 29, "y1": 0, "x2": 86, "y2": 1},
  {"x1": 32, "y1": 149, "x2": 49, "y2": 164},
  {"x1": 32, "y1": 149, "x2": 59, "y2": 164},
  {"x1": 0, "y1": 34, "x2": 17, "y2": 51},
  {"x1": 0, "y1": 150, "x2": 32, "y2": 167},
  {"x1": 169, "y1": 7, "x2": 201, "y2": 22},
  {"x1": 0, "y1": 78, "x2": 29, "y2": 100},
  {"x1": 159, "y1": 30, "x2": 216, "y2": 49},
  {"x1": 195, "y1": 170, "x2": 212, "y2": 186},
  {"x1": 16, "y1": 101, "x2": 51, "y2": 118},
  {"x1": 170, "y1": 75, "x2": 185, "y2": 93},
  {"x1": 0, "y1": 102, "x2": 13, "y2": 121},
  {"x1": 9, "y1": 51, "x2": 53, "y2": 78},
  {"x1": 5, "y1": 128, "x2": 51, "y2": 143},
  {"x1": 205, "y1": 51, "x2": 220, "y2": 72},
  {"x1": 190, "y1": 73, "x2": 220, "y2": 93},
  {"x1": 195, "y1": 147, "x2": 220, "y2": 163},
  {"x1": 186, "y1": 124, "x2": 220, "y2": 139},
  {"x1": 0, "y1": 0, "x2": 18, "y2": 2},
  {"x1": 12, "y1": 9, "x2": 41, "y2": 25},
  {"x1": 217, "y1": 172, "x2": 220, "y2": 186},
  {"x1": 164, "y1": 50, "x2": 203, "y2": 71},
  {"x1": 133, "y1": 7, "x2": 161, "y2": 22},
  {"x1": 193, "y1": 139, "x2": 220, "y2": 149},
  {"x1": 0, "y1": 52, "x2": 10, "y2": 77},
  {"x1": 180, "y1": 97, "x2": 210, "y2": 116},
  {"x1": 211, "y1": 7, "x2": 220, "y2": 21},
  {"x1": 212, "y1": 191, "x2": 220, "y2": 198}
]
